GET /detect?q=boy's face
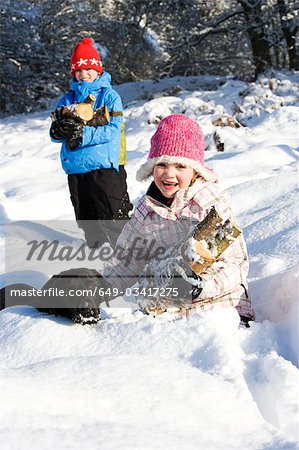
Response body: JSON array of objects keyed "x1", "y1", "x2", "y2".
[
  {"x1": 74, "y1": 69, "x2": 99, "y2": 82},
  {"x1": 153, "y1": 163, "x2": 194, "y2": 198}
]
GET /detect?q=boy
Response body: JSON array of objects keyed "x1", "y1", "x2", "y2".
[{"x1": 50, "y1": 37, "x2": 132, "y2": 248}]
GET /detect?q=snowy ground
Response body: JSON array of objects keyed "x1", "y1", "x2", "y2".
[{"x1": 0, "y1": 71, "x2": 298, "y2": 449}]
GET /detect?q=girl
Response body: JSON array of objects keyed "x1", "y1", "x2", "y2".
[{"x1": 103, "y1": 114, "x2": 254, "y2": 324}]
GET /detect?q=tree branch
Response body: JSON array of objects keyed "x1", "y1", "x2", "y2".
[{"x1": 170, "y1": 8, "x2": 244, "y2": 51}]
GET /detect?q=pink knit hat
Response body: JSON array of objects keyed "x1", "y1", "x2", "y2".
[{"x1": 136, "y1": 114, "x2": 218, "y2": 182}]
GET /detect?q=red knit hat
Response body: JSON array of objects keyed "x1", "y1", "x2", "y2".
[
  {"x1": 70, "y1": 38, "x2": 103, "y2": 76},
  {"x1": 136, "y1": 114, "x2": 218, "y2": 182}
]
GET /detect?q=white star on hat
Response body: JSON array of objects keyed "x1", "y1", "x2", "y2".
[
  {"x1": 77, "y1": 58, "x2": 88, "y2": 67},
  {"x1": 90, "y1": 58, "x2": 99, "y2": 66}
]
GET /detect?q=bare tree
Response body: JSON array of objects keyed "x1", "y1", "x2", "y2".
[
  {"x1": 277, "y1": 0, "x2": 299, "y2": 69},
  {"x1": 1, "y1": 0, "x2": 297, "y2": 114},
  {"x1": 236, "y1": 0, "x2": 272, "y2": 77}
]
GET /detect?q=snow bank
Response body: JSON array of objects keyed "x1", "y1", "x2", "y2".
[
  {"x1": 0, "y1": 71, "x2": 298, "y2": 449},
  {"x1": 0, "y1": 307, "x2": 298, "y2": 449}
]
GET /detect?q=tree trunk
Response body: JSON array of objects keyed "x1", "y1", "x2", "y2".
[
  {"x1": 238, "y1": 0, "x2": 272, "y2": 77},
  {"x1": 277, "y1": 0, "x2": 299, "y2": 69}
]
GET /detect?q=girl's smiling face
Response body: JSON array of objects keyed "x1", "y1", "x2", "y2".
[{"x1": 153, "y1": 162, "x2": 195, "y2": 198}]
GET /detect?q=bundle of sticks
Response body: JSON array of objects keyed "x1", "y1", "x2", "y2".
[
  {"x1": 187, "y1": 206, "x2": 241, "y2": 274},
  {"x1": 61, "y1": 94, "x2": 111, "y2": 125}
]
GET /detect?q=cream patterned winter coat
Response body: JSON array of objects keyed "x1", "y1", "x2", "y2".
[{"x1": 103, "y1": 179, "x2": 254, "y2": 319}]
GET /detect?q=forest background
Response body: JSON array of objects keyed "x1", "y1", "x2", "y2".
[{"x1": 0, "y1": 0, "x2": 298, "y2": 116}]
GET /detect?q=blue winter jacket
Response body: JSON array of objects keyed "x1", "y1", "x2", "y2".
[{"x1": 52, "y1": 71, "x2": 123, "y2": 174}]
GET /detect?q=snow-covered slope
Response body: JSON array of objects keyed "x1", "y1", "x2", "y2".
[{"x1": 0, "y1": 71, "x2": 298, "y2": 449}]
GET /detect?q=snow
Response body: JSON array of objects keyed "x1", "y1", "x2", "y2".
[{"x1": 0, "y1": 71, "x2": 298, "y2": 449}]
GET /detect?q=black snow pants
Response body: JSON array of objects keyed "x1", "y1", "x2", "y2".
[{"x1": 68, "y1": 166, "x2": 132, "y2": 248}]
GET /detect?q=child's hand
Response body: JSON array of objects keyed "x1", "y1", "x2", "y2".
[
  {"x1": 50, "y1": 119, "x2": 65, "y2": 141},
  {"x1": 50, "y1": 108, "x2": 67, "y2": 141},
  {"x1": 50, "y1": 108, "x2": 84, "y2": 150},
  {"x1": 86, "y1": 106, "x2": 110, "y2": 127},
  {"x1": 170, "y1": 259, "x2": 204, "y2": 301},
  {"x1": 140, "y1": 256, "x2": 204, "y2": 305},
  {"x1": 138, "y1": 261, "x2": 204, "y2": 314},
  {"x1": 63, "y1": 120, "x2": 84, "y2": 150}
]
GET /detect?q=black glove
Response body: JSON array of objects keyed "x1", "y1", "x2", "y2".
[
  {"x1": 86, "y1": 106, "x2": 110, "y2": 127},
  {"x1": 164, "y1": 258, "x2": 204, "y2": 302},
  {"x1": 139, "y1": 257, "x2": 204, "y2": 313},
  {"x1": 64, "y1": 120, "x2": 84, "y2": 150},
  {"x1": 50, "y1": 119, "x2": 65, "y2": 141},
  {"x1": 50, "y1": 108, "x2": 84, "y2": 150}
]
